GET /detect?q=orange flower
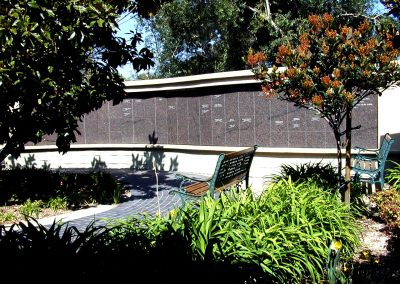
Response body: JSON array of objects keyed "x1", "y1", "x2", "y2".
[
  {"x1": 323, "y1": 13, "x2": 333, "y2": 24},
  {"x1": 342, "y1": 90, "x2": 353, "y2": 103},
  {"x1": 363, "y1": 70, "x2": 371, "y2": 77},
  {"x1": 261, "y1": 84, "x2": 276, "y2": 98},
  {"x1": 298, "y1": 34, "x2": 310, "y2": 57},
  {"x1": 321, "y1": 76, "x2": 331, "y2": 86},
  {"x1": 331, "y1": 80, "x2": 341, "y2": 89},
  {"x1": 308, "y1": 14, "x2": 323, "y2": 32},
  {"x1": 289, "y1": 89, "x2": 299, "y2": 98},
  {"x1": 312, "y1": 95, "x2": 324, "y2": 106},
  {"x1": 278, "y1": 45, "x2": 291, "y2": 57},
  {"x1": 358, "y1": 21, "x2": 370, "y2": 33},
  {"x1": 247, "y1": 54, "x2": 257, "y2": 66},
  {"x1": 341, "y1": 26, "x2": 351, "y2": 38},
  {"x1": 303, "y1": 79, "x2": 314, "y2": 89},
  {"x1": 255, "y1": 51, "x2": 266, "y2": 63},
  {"x1": 322, "y1": 42, "x2": 329, "y2": 54},
  {"x1": 333, "y1": 68, "x2": 341, "y2": 78},
  {"x1": 379, "y1": 55, "x2": 390, "y2": 64},
  {"x1": 313, "y1": 66, "x2": 320, "y2": 75},
  {"x1": 287, "y1": 68, "x2": 297, "y2": 78},
  {"x1": 247, "y1": 50, "x2": 266, "y2": 66},
  {"x1": 325, "y1": 29, "x2": 337, "y2": 39}
]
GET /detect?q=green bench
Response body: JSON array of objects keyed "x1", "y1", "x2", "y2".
[
  {"x1": 172, "y1": 145, "x2": 258, "y2": 205},
  {"x1": 351, "y1": 133, "x2": 394, "y2": 188}
]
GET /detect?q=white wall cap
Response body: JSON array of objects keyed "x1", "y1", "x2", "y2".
[{"x1": 124, "y1": 70, "x2": 259, "y2": 93}]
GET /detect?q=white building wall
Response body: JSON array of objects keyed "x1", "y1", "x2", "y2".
[
  {"x1": 378, "y1": 85, "x2": 400, "y2": 151},
  {"x1": 7, "y1": 145, "x2": 340, "y2": 194},
  {"x1": 2, "y1": 70, "x2": 399, "y2": 194}
]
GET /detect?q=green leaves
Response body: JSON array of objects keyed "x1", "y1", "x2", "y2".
[{"x1": 0, "y1": 0, "x2": 154, "y2": 163}]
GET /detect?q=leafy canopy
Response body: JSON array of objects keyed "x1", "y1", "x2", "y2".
[
  {"x1": 142, "y1": 0, "x2": 374, "y2": 78},
  {"x1": 0, "y1": 0, "x2": 157, "y2": 163}
]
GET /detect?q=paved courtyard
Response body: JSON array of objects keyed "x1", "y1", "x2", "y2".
[{"x1": 44, "y1": 169, "x2": 182, "y2": 231}]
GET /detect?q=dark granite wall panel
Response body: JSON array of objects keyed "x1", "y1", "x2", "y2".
[
  {"x1": 187, "y1": 96, "x2": 200, "y2": 145},
  {"x1": 167, "y1": 97, "x2": 178, "y2": 144},
  {"x1": 199, "y1": 96, "x2": 212, "y2": 145},
  {"x1": 70, "y1": 85, "x2": 378, "y2": 148},
  {"x1": 155, "y1": 98, "x2": 168, "y2": 144},
  {"x1": 177, "y1": 97, "x2": 188, "y2": 144}
]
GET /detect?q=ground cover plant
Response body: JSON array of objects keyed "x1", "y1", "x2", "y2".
[
  {"x1": 0, "y1": 179, "x2": 360, "y2": 283},
  {"x1": 0, "y1": 168, "x2": 125, "y2": 223}
]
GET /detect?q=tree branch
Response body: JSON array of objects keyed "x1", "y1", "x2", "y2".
[{"x1": 247, "y1": 1, "x2": 283, "y2": 36}]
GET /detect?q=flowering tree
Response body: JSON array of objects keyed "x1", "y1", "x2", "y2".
[{"x1": 248, "y1": 13, "x2": 400, "y2": 203}]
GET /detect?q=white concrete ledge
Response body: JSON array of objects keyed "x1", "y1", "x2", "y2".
[
  {"x1": 124, "y1": 70, "x2": 259, "y2": 93},
  {"x1": 21, "y1": 144, "x2": 348, "y2": 155}
]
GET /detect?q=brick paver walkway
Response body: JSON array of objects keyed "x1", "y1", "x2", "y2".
[{"x1": 58, "y1": 169, "x2": 181, "y2": 231}]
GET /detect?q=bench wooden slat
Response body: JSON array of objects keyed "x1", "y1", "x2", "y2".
[
  {"x1": 185, "y1": 182, "x2": 209, "y2": 196},
  {"x1": 172, "y1": 145, "x2": 258, "y2": 205}
]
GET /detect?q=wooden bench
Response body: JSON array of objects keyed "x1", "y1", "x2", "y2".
[
  {"x1": 171, "y1": 145, "x2": 258, "y2": 205},
  {"x1": 351, "y1": 133, "x2": 394, "y2": 188}
]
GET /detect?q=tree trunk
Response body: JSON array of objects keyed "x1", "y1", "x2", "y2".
[
  {"x1": 344, "y1": 107, "x2": 353, "y2": 205},
  {"x1": 333, "y1": 128, "x2": 343, "y2": 198}
]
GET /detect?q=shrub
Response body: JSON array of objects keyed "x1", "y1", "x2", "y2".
[
  {"x1": 371, "y1": 188, "x2": 400, "y2": 232},
  {"x1": 0, "y1": 169, "x2": 126, "y2": 209},
  {"x1": 45, "y1": 196, "x2": 68, "y2": 211},
  {"x1": 0, "y1": 168, "x2": 60, "y2": 203},
  {"x1": 271, "y1": 161, "x2": 340, "y2": 193},
  {"x1": 0, "y1": 209, "x2": 16, "y2": 223},
  {"x1": 19, "y1": 199, "x2": 43, "y2": 219}
]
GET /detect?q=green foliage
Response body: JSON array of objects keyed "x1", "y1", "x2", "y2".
[
  {"x1": 19, "y1": 199, "x2": 43, "y2": 219},
  {"x1": 0, "y1": 168, "x2": 59, "y2": 202},
  {"x1": 371, "y1": 188, "x2": 400, "y2": 231},
  {"x1": 0, "y1": 0, "x2": 155, "y2": 163},
  {"x1": 272, "y1": 161, "x2": 340, "y2": 192},
  {"x1": 0, "y1": 168, "x2": 126, "y2": 208},
  {"x1": 0, "y1": 180, "x2": 360, "y2": 282},
  {"x1": 0, "y1": 218, "x2": 111, "y2": 281},
  {"x1": 385, "y1": 160, "x2": 400, "y2": 190},
  {"x1": 145, "y1": 0, "x2": 374, "y2": 78},
  {"x1": 0, "y1": 209, "x2": 16, "y2": 223},
  {"x1": 45, "y1": 196, "x2": 68, "y2": 211}
]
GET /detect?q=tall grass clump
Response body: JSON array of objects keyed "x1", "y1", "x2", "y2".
[
  {"x1": 272, "y1": 161, "x2": 339, "y2": 193},
  {"x1": 272, "y1": 162, "x2": 368, "y2": 216},
  {"x1": 162, "y1": 179, "x2": 360, "y2": 283},
  {"x1": 386, "y1": 160, "x2": 400, "y2": 191}
]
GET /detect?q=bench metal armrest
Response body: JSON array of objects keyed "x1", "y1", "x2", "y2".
[
  {"x1": 174, "y1": 172, "x2": 212, "y2": 183},
  {"x1": 353, "y1": 146, "x2": 379, "y2": 155}
]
